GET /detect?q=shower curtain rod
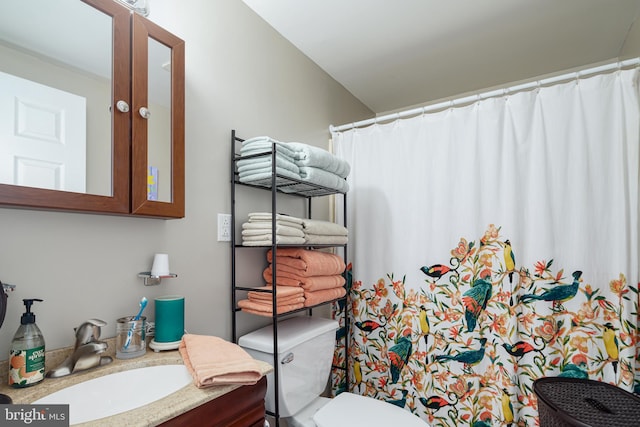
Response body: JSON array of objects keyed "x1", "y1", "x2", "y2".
[{"x1": 330, "y1": 57, "x2": 640, "y2": 133}]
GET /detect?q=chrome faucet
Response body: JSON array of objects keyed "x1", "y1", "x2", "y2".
[{"x1": 47, "y1": 319, "x2": 113, "y2": 378}]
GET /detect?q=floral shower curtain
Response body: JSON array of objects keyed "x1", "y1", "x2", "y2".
[{"x1": 330, "y1": 68, "x2": 640, "y2": 426}]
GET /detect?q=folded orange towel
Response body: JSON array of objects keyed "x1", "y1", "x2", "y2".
[
  {"x1": 304, "y1": 287, "x2": 346, "y2": 307},
  {"x1": 241, "y1": 307, "x2": 302, "y2": 317},
  {"x1": 179, "y1": 334, "x2": 263, "y2": 388},
  {"x1": 249, "y1": 294, "x2": 306, "y2": 305},
  {"x1": 247, "y1": 285, "x2": 304, "y2": 301},
  {"x1": 262, "y1": 266, "x2": 303, "y2": 286},
  {"x1": 265, "y1": 262, "x2": 343, "y2": 280},
  {"x1": 238, "y1": 298, "x2": 305, "y2": 314},
  {"x1": 263, "y1": 266, "x2": 345, "y2": 291},
  {"x1": 267, "y1": 248, "x2": 345, "y2": 276}
]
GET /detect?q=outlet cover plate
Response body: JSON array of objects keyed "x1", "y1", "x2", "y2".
[{"x1": 217, "y1": 213, "x2": 232, "y2": 241}]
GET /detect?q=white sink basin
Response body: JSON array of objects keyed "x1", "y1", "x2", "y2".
[{"x1": 33, "y1": 364, "x2": 192, "y2": 425}]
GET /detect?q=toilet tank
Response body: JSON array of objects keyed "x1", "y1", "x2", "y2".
[{"x1": 238, "y1": 316, "x2": 339, "y2": 417}]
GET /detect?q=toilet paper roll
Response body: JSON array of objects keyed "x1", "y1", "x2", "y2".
[{"x1": 155, "y1": 295, "x2": 184, "y2": 343}]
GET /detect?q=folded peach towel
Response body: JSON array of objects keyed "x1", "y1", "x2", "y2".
[
  {"x1": 179, "y1": 334, "x2": 263, "y2": 388},
  {"x1": 267, "y1": 248, "x2": 345, "y2": 276},
  {"x1": 304, "y1": 287, "x2": 346, "y2": 307},
  {"x1": 263, "y1": 266, "x2": 345, "y2": 291},
  {"x1": 247, "y1": 285, "x2": 304, "y2": 301},
  {"x1": 238, "y1": 298, "x2": 305, "y2": 314}
]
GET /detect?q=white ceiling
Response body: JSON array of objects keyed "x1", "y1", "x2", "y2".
[{"x1": 242, "y1": 0, "x2": 640, "y2": 114}]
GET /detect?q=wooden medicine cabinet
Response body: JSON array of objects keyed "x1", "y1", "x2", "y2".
[{"x1": 0, "y1": 0, "x2": 185, "y2": 218}]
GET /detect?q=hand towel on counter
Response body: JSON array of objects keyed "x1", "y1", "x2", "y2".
[
  {"x1": 263, "y1": 266, "x2": 346, "y2": 291},
  {"x1": 301, "y1": 219, "x2": 348, "y2": 236},
  {"x1": 286, "y1": 142, "x2": 351, "y2": 178},
  {"x1": 267, "y1": 248, "x2": 346, "y2": 276},
  {"x1": 304, "y1": 287, "x2": 347, "y2": 307},
  {"x1": 237, "y1": 298, "x2": 305, "y2": 315},
  {"x1": 179, "y1": 334, "x2": 263, "y2": 388}
]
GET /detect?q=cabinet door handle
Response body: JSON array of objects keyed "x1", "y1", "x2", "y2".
[
  {"x1": 116, "y1": 100, "x2": 129, "y2": 113},
  {"x1": 139, "y1": 107, "x2": 151, "y2": 119}
]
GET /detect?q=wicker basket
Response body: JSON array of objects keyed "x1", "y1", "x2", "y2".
[{"x1": 533, "y1": 377, "x2": 640, "y2": 427}]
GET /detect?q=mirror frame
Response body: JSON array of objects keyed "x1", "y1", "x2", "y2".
[
  {"x1": 0, "y1": 0, "x2": 131, "y2": 214},
  {"x1": 131, "y1": 14, "x2": 185, "y2": 218}
]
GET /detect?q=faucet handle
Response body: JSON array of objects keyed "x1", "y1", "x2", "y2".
[{"x1": 74, "y1": 318, "x2": 108, "y2": 347}]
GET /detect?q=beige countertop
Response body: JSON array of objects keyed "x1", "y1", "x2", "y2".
[{"x1": 0, "y1": 340, "x2": 273, "y2": 426}]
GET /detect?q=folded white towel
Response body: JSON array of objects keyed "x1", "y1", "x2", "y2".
[
  {"x1": 248, "y1": 213, "x2": 304, "y2": 226},
  {"x1": 302, "y1": 219, "x2": 348, "y2": 236},
  {"x1": 241, "y1": 145, "x2": 298, "y2": 159},
  {"x1": 242, "y1": 235, "x2": 306, "y2": 246},
  {"x1": 237, "y1": 154, "x2": 300, "y2": 175},
  {"x1": 305, "y1": 234, "x2": 348, "y2": 245},
  {"x1": 286, "y1": 142, "x2": 351, "y2": 178},
  {"x1": 238, "y1": 168, "x2": 302, "y2": 190},
  {"x1": 241, "y1": 225, "x2": 305, "y2": 238},
  {"x1": 243, "y1": 220, "x2": 303, "y2": 230},
  {"x1": 241, "y1": 136, "x2": 298, "y2": 158},
  {"x1": 298, "y1": 167, "x2": 349, "y2": 193}
]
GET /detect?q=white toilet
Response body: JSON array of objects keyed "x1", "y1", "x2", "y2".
[{"x1": 238, "y1": 316, "x2": 430, "y2": 427}]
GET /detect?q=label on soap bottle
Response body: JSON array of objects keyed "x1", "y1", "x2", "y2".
[{"x1": 9, "y1": 347, "x2": 45, "y2": 387}]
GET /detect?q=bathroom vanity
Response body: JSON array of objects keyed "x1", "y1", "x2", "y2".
[
  {"x1": 0, "y1": 346, "x2": 272, "y2": 426},
  {"x1": 159, "y1": 376, "x2": 267, "y2": 427}
]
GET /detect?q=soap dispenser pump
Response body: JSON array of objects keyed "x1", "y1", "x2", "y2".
[{"x1": 9, "y1": 298, "x2": 45, "y2": 387}]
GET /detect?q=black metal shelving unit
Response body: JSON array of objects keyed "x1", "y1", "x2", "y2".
[{"x1": 230, "y1": 130, "x2": 349, "y2": 427}]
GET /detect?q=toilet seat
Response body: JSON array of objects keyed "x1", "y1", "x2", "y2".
[{"x1": 312, "y1": 392, "x2": 430, "y2": 427}]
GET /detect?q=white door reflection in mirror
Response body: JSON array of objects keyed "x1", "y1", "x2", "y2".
[
  {"x1": 0, "y1": 0, "x2": 113, "y2": 198},
  {"x1": 0, "y1": 71, "x2": 86, "y2": 192}
]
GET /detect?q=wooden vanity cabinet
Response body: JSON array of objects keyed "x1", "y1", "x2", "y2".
[{"x1": 159, "y1": 377, "x2": 267, "y2": 427}]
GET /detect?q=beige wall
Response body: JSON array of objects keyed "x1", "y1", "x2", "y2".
[
  {"x1": 0, "y1": 0, "x2": 372, "y2": 352},
  {"x1": 620, "y1": 17, "x2": 640, "y2": 59}
]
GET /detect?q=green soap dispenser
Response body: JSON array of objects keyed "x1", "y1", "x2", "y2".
[{"x1": 9, "y1": 298, "x2": 45, "y2": 387}]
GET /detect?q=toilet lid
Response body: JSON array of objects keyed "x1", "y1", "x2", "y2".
[{"x1": 313, "y1": 392, "x2": 430, "y2": 427}]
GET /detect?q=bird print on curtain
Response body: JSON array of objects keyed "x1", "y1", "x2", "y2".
[{"x1": 331, "y1": 224, "x2": 640, "y2": 427}]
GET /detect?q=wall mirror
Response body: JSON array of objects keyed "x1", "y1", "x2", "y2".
[
  {"x1": 0, "y1": 0, "x2": 184, "y2": 218},
  {"x1": 0, "y1": 0, "x2": 130, "y2": 213}
]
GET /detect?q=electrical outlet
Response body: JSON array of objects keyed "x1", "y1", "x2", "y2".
[{"x1": 217, "y1": 213, "x2": 232, "y2": 241}]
